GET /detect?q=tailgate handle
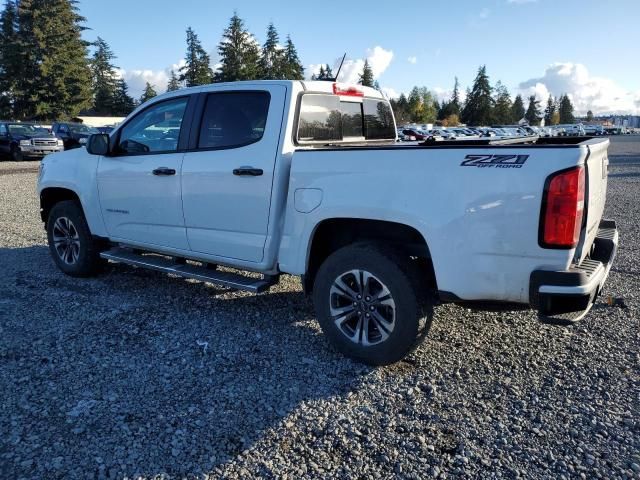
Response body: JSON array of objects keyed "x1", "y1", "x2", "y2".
[{"x1": 233, "y1": 167, "x2": 263, "y2": 176}]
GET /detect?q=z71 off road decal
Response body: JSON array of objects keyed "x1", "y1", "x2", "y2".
[{"x1": 461, "y1": 154, "x2": 529, "y2": 169}]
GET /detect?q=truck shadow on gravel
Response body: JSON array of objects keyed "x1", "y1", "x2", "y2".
[{"x1": 1, "y1": 246, "x2": 377, "y2": 478}]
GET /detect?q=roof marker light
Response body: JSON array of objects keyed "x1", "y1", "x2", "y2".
[{"x1": 333, "y1": 83, "x2": 364, "y2": 97}]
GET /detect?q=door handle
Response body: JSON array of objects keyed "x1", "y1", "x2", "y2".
[
  {"x1": 152, "y1": 167, "x2": 176, "y2": 176},
  {"x1": 233, "y1": 167, "x2": 263, "y2": 176}
]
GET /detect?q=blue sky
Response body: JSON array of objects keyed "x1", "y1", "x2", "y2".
[{"x1": 75, "y1": 0, "x2": 640, "y2": 114}]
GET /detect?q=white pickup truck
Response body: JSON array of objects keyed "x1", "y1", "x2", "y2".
[{"x1": 37, "y1": 80, "x2": 618, "y2": 365}]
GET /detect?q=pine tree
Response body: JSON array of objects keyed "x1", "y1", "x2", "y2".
[
  {"x1": 324, "y1": 64, "x2": 333, "y2": 80},
  {"x1": 14, "y1": 0, "x2": 92, "y2": 119},
  {"x1": 524, "y1": 95, "x2": 541, "y2": 125},
  {"x1": 358, "y1": 59, "x2": 374, "y2": 87},
  {"x1": 281, "y1": 35, "x2": 304, "y2": 80},
  {"x1": 312, "y1": 65, "x2": 325, "y2": 80},
  {"x1": 259, "y1": 22, "x2": 284, "y2": 79},
  {"x1": 90, "y1": 37, "x2": 118, "y2": 115},
  {"x1": 180, "y1": 27, "x2": 213, "y2": 87},
  {"x1": 544, "y1": 95, "x2": 556, "y2": 126},
  {"x1": 166, "y1": 70, "x2": 181, "y2": 92},
  {"x1": 216, "y1": 13, "x2": 261, "y2": 82},
  {"x1": 449, "y1": 77, "x2": 461, "y2": 117},
  {"x1": 558, "y1": 94, "x2": 575, "y2": 123},
  {"x1": 493, "y1": 81, "x2": 512, "y2": 124},
  {"x1": 511, "y1": 94, "x2": 525, "y2": 123},
  {"x1": 112, "y1": 78, "x2": 135, "y2": 116},
  {"x1": 586, "y1": 110, "x2": 594, "y2": 122},
  {"x1": 139, "y1": 82, "x2": 157, "y2": 104},
  {"x1": 0, "y1": 0, "x2": 19, "y2": 117},
  {"x1": 461, "y1": 65, "x2": 493, "y2": 126}
]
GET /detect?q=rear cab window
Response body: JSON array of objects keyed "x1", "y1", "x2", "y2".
[{"x1": 296, "y1": 92, "x2": 396, "y2": 145}]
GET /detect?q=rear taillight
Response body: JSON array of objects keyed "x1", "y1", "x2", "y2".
[{"x1": 540, "y1": 166, "x2": 585, "y2": 248}]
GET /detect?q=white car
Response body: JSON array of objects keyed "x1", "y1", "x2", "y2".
[{"x1": 38, "y1": 80, "x2": 618, "y2": 365}]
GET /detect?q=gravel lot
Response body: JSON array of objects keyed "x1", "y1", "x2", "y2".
[{"x1": 1, "y1": 137, "x2": 638, "y2": 479}]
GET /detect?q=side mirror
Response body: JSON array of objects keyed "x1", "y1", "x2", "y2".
[{"x1": 86, "y1": 133, "x2": 110, "y2": 155}]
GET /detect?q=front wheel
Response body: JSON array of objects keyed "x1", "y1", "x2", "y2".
[
  {"x1": 46, "y1": 200, "x2": 102, "y2": 277},
  {"x1": 313, "y1": 244, "x2": 433, "y2": 366},
  {"x1": 10, "y1": 146, "x2": 23, "y2": 162}
]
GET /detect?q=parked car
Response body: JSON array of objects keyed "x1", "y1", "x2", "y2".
[
  {"x1": 52, "y1": 122, "x2": 100, "y2": 149},
  {"x1": 0, "y1": 121, "x2": 64, "y2": 161},
  {"x1": 402, "y1": 128, "x2": 430, "y2": 140},
  {"x1": 584, "y1": 125, "x2": 604, "y2": 136},
  {"x1": 96, "y1": 126, "x2": 115, "y2": 134},
  {"x1": 37, "y1": 80, "x2": 618, "y2": 366}
]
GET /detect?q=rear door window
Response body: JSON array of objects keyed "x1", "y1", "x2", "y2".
[{"x1": 198, "y1": 91, "x2": 270, "y2": 150}]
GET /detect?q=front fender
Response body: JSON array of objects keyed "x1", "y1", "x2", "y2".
[{"x1": 38, "y1": 149, "x2": 107, "y2": 237}]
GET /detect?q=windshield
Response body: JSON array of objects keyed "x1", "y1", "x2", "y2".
[
  {"x1": 68, "y1": 124, "x2": 99, "y2": 134},
  {"x1": 8, "y1": 124, "x2": 49, "y2": 136}
]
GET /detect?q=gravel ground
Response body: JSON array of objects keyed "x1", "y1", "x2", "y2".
[{"x1": 0, "y1": 137, "x2": 638, "y2": 479}]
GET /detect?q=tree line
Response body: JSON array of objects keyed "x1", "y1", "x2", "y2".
[
  {"x1": 390, "y1": 65, "x2": 576, "y2": 127},
  {"x1": 0, "y1": 1, "x2": 579, "y2": 127},
  {"x1": 0, "y1": 2, "x2": 304, "y2": 120}
]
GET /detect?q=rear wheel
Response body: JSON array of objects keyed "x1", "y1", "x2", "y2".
[
  {"x1": 313, "y1": 243, "x2": 433, "y2": 366},
  {"x1": 46, "y1": 200, "x2": 102, "y2": 277}
]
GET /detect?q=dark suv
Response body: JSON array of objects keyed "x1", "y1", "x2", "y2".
[
  {"x1": 0, "y1": 122, "x2": 64, "y2": 161},
  {"x1": 52, "y1": 122, "x2": 100, "y2": 149}
]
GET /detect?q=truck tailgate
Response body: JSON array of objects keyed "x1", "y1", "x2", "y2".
[{"x1": 578, "y1": 139, "x2": 610, "y2": 263}]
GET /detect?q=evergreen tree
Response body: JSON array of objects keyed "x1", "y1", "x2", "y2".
[
  {"x1": 90, "y1": 37, "x2": 118, "y2": 115},
  {"x1": 215, "y1": 13, "x2": 261, "y2": 82},
  {"x1": 461, "y1": 65, "x2": 493, "y2": 126},
  {"x1": 0, "y1": 0, "x2": 19, "y2": 117},
  {"x1": 312, "y1": 65, "x2": 325, "y2": 80},
  {"x1": 139, "y1": 82, "x2": 157, "y2": 104},
  {"x1": 281, "y1": 35, "x2": 304, "y2": 80},
  {"x1": 259, "y1": 22, "x2": 284, "y2": 79},
  {"x1": 391, "y1": 93, "x2": 410, "y2": 124},
  {"x1": 524, "y1": 95, "x2": 541, "y2": 125},
  {"x1": 166, "y1": 70, "x2": 181, "y2": 92},
  {"x1": 449, "y1": 77, "x2": 461, "y2": 117},
  {"x1": 112, "y1": 78, "x2": 135, "y2": 116},
  {"x1": 358, "y1": 59, "x2": 374, "y2": 87},
  {"x1": 511, "y1": 94, "x2": 525, "y2": 123},
  {"x1": 321, "y1": 64, "x2": 333, "y2": 80},
  {"x1": 493, "y1": 81, "x2": 513, "y2": 124},
  {"x1": 544, "y1": 95, "x2": 556, "y2": 126},
  {"x1": 407, "y1": 87, "x2": 423, "y2": 122},
  {"x1": 558, "y1": 94, "x2": 575, "y2": 123},
  {"x1": 586, "y1": 110, "x2": 594, "y2": 122},
  {"x1": 314, "y1": 64, "x2": 334, "y2": 80},
  {"x1": 14, "y1": 0, "x2": 92, "y2": 119},
  {"x1": 180, "y1": 27, "x2": 213, "y2": 87}
]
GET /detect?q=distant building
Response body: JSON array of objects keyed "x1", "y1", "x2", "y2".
[{"x1": 610, "y1": 115, "x2": 640, "y2": 128}]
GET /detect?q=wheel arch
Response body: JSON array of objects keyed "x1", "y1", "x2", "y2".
[
  {"x1": 303, "y1": 217, "x2": 437, "y2": 295},
  {"x1": 40, "y1": 187, "x2": 82, "y2": 225}
]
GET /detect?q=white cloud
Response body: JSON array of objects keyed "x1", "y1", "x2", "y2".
[
  {"x1": 118, "y1": 59, "x2": 186, "y2": 99},
  {"x1": 380, "y1": 87, "x2": 400, "y2": 99},
  {"x1": 518, "y1": 62, "x2": 640, "y2": 115},
  {"x1": 407, "y1": 56, "x2": 417, "y2": 65},
  {"x1": 308, "y1": 46, "x2": 394, "y2": 84}
]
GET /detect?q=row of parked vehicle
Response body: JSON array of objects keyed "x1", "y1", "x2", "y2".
[
  {"x1": 0, "y1": 121, "x2": 114, "y2": 161},
  {"x1": 397, "y1": 123, "x2": 625, "y2": 142}
]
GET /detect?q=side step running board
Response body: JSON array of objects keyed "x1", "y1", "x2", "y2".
[{"x1": 100, "y1": 248, "x2": 277, "y2": 293}]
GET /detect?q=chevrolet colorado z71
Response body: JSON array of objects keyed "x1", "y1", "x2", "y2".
[{"x1": 37, "y1": 80, "x2": 618, "y2": 365}]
